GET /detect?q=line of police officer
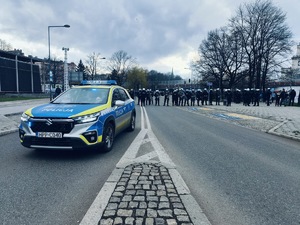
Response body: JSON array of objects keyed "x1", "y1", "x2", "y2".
[
  {"x1": 132, "y1": 88, "x2": 220, "y2": 107},
  {"x1": 129, "y1": 88, "x2": 300, "y2": 107}
]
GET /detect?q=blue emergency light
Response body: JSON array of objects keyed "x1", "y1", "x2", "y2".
[{"x1": 81, "y1": 80, "x2": 117, "y2": 85}]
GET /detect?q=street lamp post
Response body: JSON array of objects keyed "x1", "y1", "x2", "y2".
[
  {"x1": 184, "y1": 67, "x2": 192, "y2": 88},
  {"x1": 48, "y1": 24, "x2": 70, "y2": 100}
]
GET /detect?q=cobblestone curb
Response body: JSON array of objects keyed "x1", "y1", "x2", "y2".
[{"x1": 99, "y1": 162, "x2": 194, "y2": 225}]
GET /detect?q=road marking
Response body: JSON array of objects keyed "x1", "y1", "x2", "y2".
[
  {"x1": 200, "y1": 107, "x2": 214, "y2": 111},
  {"x1": 213, "y1": 113, "x2": 241, "y2": 120},
  {"x1": 227, "y1": 113, "x2": 259, "y2": 120},
  {"x1": 80, "y1": 106, "x2": 211, "y2": 225}
]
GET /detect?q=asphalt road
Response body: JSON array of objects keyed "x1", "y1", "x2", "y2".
[
  {"x1": 1, "y1": 105, "x2": 300, "y2": 225},
  {"x1": 145, "y1": 105, "x2": 300, "y2": 225},
  {"x1": 0, "y1": 120, "x2": 140, "y2": 225}
]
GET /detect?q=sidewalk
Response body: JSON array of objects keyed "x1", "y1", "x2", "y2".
[
  {"x1": 0, "y1": 98, "x2": 49, "y2": 136},
  {"x1": 1, "y1": 99, "x2": 299, "y2": 225},
  {"x1": 198, "y1": 102, "x2": 300, "y2": 141}
]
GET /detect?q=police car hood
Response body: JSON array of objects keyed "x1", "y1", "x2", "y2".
[{"x1": 28, "y1": 103, "x2": 105, "y2": 118}]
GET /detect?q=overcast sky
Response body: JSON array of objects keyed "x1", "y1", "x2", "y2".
[{"x1": 1, "y1": 0, "x2": 300, "y2": 79}]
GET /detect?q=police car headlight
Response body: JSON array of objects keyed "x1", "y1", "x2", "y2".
[
  {"x1": 74, "y1": 112, "x2": 101, "y2": 124},
  {"x1": 21, "y1": 112, "x2": 31, "y2": 122}
]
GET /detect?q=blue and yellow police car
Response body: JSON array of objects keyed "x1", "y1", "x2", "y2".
[{"x1": 19, "y1": 80, "x2": 136, "y2": 152}]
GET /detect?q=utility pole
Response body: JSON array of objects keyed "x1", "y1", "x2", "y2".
[{"x1": 62, "y1": 47, "x2": 69, "y2": 91}]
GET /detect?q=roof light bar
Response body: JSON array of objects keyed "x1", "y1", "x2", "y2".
[{"x1": 81, "y1": 80, "x2": 117, "y2": 85}]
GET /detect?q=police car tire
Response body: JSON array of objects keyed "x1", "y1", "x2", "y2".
[
  {"x1": 127, "y1": 114, "x2": 136, "y2": 132},
  {"x1": 102, "y1": 123, "x2": 115, "y2": 152}
]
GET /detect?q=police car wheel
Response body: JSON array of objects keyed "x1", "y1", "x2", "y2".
[
  {"x1": 127, "y1": 114, "x2": 136, "y2": 132},
  {"x1": 102, "y1": 123, "x2": 114, "y2": 152}
]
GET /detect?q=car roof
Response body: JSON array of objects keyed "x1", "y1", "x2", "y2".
[{"x1": 72, "y1": 85, "x2": 113, "y2": 89}]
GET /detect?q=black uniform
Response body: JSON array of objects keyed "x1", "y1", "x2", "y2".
[
  {"x1": 226, "y1": 90, "x2": 232, "y2": 106},
  {"x1": 215, "y1": 89, "x2": 221, "y2": 105},
  {"x1": 202, "y1": 89, "x2": 208, "y2": 105},
  {"x1": 289, "y1": 89, "x2": 296, "y2": 106},
  {"x1": 253, "y1": 89, "x2": 260, "y2": 106},
  {"x1": 209, "y1": 89, "x2": 213, "y2": 105},
  {"x1": 129, "y1": 89, "x2": 135, "y2": 99},
  {"x1": 185, "y1": 89, "x2": 191, "y2": 106},
  {"x1": 190, "y1": 90, "x2": 196, "y2": 106},
  {"x1": 172, "y1": 89, "x2": 179, "y2": 106},
  {"x1": 54, "y1": 86, "x2": 61, "y2": 98},
  {"x1": 265, "y1": 88, "x2": 271, "y2": 106},
  {"x1": 141, "y1": 88, "x2": 147, "y2": 106},
  {"x1": 164, "y1": 89, "x2": 170, "y2": 106},
  {"x1": 279, "y1": 89, "x2": 286, "y2": 106},
  {"x1": 196, "y1": 89, "x2": 202, "y2": 106},
  {"x1": 154, "y1": 90, "x2": 160, "y2": 106},
  {"x1": 178, "y1": 89, "x2": 186, "y2": 106}
]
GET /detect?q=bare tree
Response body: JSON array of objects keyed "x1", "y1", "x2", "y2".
[
  {"x1": 229, "y1": 0, "x2": 293, "y2": 90},
  {"x1": 107, "y1": 50, "x2": 137, "y2": 86},
  {"x1": 197, "y1": 27, "x2": 245, "y2": 90},
  {"x1": 85, "y1": 52, "x2": 105, "y2": 80},
  {"x1": 0, "y1": 39, "x2": 12, "y2": 51}
]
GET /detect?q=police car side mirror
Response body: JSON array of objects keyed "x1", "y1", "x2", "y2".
[{"x1": 114, "y1": 100, "x2": 125, "y2": 107}]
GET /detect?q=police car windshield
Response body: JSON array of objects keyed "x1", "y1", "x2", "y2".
[{"x1": 52, "y1": 88, "x2": 109, "y2": 104}]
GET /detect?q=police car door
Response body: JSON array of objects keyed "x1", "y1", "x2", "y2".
[{"x1": 112, "y1": 88, "x2": 129, "y2": 134}]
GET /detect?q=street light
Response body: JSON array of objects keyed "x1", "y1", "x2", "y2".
[
  {"x1": 184, "y1": 67, "x2": 192, "y2": 88},
  {"x1": 48, "y1": 24, "x2": 70, "y2": 100}
]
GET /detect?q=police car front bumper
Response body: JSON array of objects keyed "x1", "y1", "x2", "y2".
[
  {"x1": 19, "y1": 130, "x2": 103, "y2": 150},
  {"x1": 19, "y1": 119, "x2": 104, "y2": 150}
]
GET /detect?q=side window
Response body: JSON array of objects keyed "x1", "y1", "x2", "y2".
[
  {"x1": 119, "y1": 89, "x2": 129, "y2": 101},
  {"x1": 112, "y1": 89, "x2": 120, "y2": 106}
]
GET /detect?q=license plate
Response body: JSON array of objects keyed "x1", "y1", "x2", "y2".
[{"x1": 37, "y1": 132, "x2": 63, "y2": 138}]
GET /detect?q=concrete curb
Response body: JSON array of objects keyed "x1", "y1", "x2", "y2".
[{"x1": 267, "y1": 120, "x2": 300, "y2": 141}]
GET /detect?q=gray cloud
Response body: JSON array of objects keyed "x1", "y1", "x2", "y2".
[{"x1": 1, "y1": 0, "x2": 299, "y2": 77}]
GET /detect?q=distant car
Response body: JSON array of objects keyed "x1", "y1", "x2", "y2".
[{"x1": 19, "y1": 80, "x2": 136, "y2": 152}]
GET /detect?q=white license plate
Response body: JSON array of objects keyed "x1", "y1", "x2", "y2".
[{"x1": 37, "y1": 132, "x2": 63, "y2": 138}]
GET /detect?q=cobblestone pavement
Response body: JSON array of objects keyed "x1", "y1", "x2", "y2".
[{"x1": 99, "y1": 163, "x2": 193, "y2": 225}]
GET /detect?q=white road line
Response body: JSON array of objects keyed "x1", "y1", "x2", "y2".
[{"x1": 80, "y1": 106, "x2": 211, "y2": 225}]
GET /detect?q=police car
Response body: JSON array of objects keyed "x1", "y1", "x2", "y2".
[{"x1": 19, "y1": 80, "x2": 136, "y2": 152}]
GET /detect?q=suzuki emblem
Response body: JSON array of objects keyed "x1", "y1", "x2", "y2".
[{"x1": 45, "y1": 119, "x2": 53, "y2": 126}]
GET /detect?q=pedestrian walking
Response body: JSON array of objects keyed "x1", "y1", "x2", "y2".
[{"x1": 54, "y1": 85, "x2": 61, "y2": 98}]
